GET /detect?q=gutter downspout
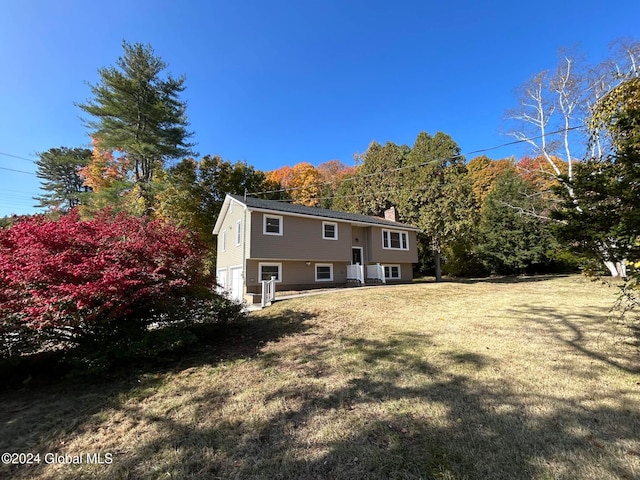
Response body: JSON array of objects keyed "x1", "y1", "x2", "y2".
[{"x1": 242, "y1": 204, "x2": 248, "y2": 301}]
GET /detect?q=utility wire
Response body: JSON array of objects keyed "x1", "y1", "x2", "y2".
[
  {"x1": 0, "y1": 166, "x2": 36, "y2": 175},
  {"x1": 0, "y1": 152, "x2": 37, "y2": 163},
  {"x1": 248, "y1": 125, "x2": 585, "y2": 198}
]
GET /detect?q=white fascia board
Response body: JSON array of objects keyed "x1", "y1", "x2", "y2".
[
  {"x1": 213, "y1": 195, "x2": 244, "y2": 235},
  {"x1": 246, "y1": 206, "x2": 420, "y2": 231}
]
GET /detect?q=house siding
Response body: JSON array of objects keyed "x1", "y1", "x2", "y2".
[
  {"x1": 216, "y1": 199, "x2": 246, "y2": 270},
  {"x1": 351, "y1": 226, "x2": 367, "y2": 263},
  {"x1": 382, "y1": 263, "x2": 414, "y2": 283},
  {"x1": 367, "y1": 227, "x2": 419, "y2": 264},
  {"x1": 245, "y1": 259, "x2": 349, "y2": 293},
  {"x1": 249, "y1": 213, "x2": 352, "y2": 261}
]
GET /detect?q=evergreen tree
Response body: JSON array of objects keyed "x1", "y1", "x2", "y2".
[
  {"x1": 478, "y1": 169, "x2": 557, "y2": 274},
  {"x1": 34, "y1": 147, "x2": 92, "y2": 213},
  {"x1": 77, "y1": 41, "x2": 194, "y2": 214}
]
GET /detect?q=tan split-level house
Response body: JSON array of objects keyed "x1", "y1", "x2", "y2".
[{"x1": 213, "y1": 194, "x2": 419, "y2": 304}]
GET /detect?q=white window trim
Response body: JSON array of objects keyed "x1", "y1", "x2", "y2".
[
  {"x1": 258, "y1": 262, "x2": 282, "y2": 283},
  {"x1": 383, "y1": 264, "x2": 402, "y2": 280},
  {"x1": 221, "y1": 230, "x2": 227, "y2": 252},
  {"x1": 263, "y1": 214, "x2": 283, "y2": 236},
  {"x1": 315, "y1": 263, "x2": 334, "y2": 282},
  {"x1": 322, "y1": 221, "x2": 338, "y2": 240},
  {"x1": 382, "y1": 229, "x2": 409, "y2": 251},
  {"x1": 235, "y1": 219, "x2": 242, "y2": 246}
]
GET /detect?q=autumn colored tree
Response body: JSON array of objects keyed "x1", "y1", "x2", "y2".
[
  {"x1": 266, "y1": 162, "x2": 322, "y2": 206},
  {"x1": 77, "y1": 41, "x2": 195, "y2": 214},
  {"x1": 34, "y1": 147, "x2": 92, "y2": 214},
  {"x1": 77, "y1": 140, "x2": 137, "y2": 216},
  {"x1": 288, "y1": 162, "x2": 322, "y2": 206},
  {"x1": 0, "y1": 209, "x2": 242, "y2": 361},
  {"x1": 316, "y1": 159, "x2": 356, "y2": 208},
  {"x1": 266, "y1": 165, "x2": 293, "y2": 191},
  {"x1": 516, "y1": 155, "x2": 567, "y2": 193},
  {"x1": 467, "y1": 155, "x2": 514, "y2": 202}
]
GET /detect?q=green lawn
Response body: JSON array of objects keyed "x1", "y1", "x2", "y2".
[{"x1": 1, "y1": 275, "x2": 639, "y2": 479}]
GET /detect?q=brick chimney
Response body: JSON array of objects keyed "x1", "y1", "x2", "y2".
[{"x1": 384, "y1": 206, "x2": 397, "y2": 222}]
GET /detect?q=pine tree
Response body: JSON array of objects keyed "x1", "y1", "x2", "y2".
[
  {"x1": 77, "y1": 41, "x2": 195, "y2": 214},
  {"x1": 34, "y1": 147, "x2": 92, "y2": 213},
  {"x1": 478, "y1": 169, "x2": 557, "y2": 274}
]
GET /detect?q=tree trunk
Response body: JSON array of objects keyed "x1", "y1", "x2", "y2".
[{"x1": 604, "y1": 260, "x2": 627, "y2": 278}]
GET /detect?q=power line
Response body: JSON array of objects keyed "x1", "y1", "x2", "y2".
[
  {"x1": 248, "y1": 125, "x2": 585, "y2": 198},
  {"x1": 0, "y1": 152, "x2": 36, "y2": 163},
  {"x1": 0, "y1": 166, "x2": 36, "y2": 175}
]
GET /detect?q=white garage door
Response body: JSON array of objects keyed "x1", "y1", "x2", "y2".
[{"x1": 229, "y1": 266, "x2": 244, "y2": 303}]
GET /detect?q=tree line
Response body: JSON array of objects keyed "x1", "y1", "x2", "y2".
[{"x1": 13, "y1": 39, "x2": 640, "y2": 290}]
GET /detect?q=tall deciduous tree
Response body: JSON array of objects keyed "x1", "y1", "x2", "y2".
[
  {"x1": 34, "y1": 147, "x2": 92, "y2": 213},
  {"x1": 507, "y1": 39, "x2": 640, "y2": 276},
  {"x1": 77, "y1": 41, "x2": 195, "y2": 213},
  {"x1": 333, "y1": 141, "x2": 409, "y2": 215},
  {"x1": 317, "y1": 160, "x2": 356, "y2": 209},
  {"x1": 266, "y1": 162, "x2": 323, "y2": 206},
  {"x1": 398, "y1": 132, "x2": 475, "y2": 282},
  {"x1": 467, "y1": 155, "x2": 514, "y2": 202},
  {"x1": 157, "y1": 155, "x2": 277, "y2": 269},
  {"x1": 555, "y1": 77, "x2": 640, "y2": 278}
]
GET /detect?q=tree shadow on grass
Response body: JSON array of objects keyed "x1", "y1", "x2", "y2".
[
  {"x1": 448, "y1": 273, "x2": 572, "y2": 285},
  {"x1": 3, "y1": 306, "x2": 639, "y2": 479},
  {"x1": 508, "y1": 304, "x2": 640, "y2": 375},
  {"x1": 80, "y1": 325, "x2": 639, "y2": 479},
  {"x1": 0, "y1": 309, "x2": 315, "y2": 480}
]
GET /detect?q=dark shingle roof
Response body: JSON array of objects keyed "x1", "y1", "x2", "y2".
[{"x1": 229, "y1": 195, "x2": 417, "y2": 230}]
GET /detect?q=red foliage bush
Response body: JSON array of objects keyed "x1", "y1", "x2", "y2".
[{"x1": 0, "y1": 209, "x2": 211, "y2": 337}]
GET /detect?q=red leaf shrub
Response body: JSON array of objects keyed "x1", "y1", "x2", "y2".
[{"x1": 0, "y1": 209, "x2": 222, "y2": 357}]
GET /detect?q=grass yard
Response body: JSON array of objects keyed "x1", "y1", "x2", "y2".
[{"x1": 1, "y1": 275, "x2": 639, "y2": 479}]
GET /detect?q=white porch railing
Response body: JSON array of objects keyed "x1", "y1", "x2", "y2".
[
  {"x1": 261, "y1": 276, "x2": 277, "y2": 307},
  {"x1": 366, "y1": 263, "x2": 386, "y2": 284},
  {"x1": 346, "y1": 264, "x2": 365, "y2": 284}
]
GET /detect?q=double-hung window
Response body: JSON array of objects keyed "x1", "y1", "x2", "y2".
[
  {"x1": 382, "y1": 229, "x2": 409, "y2": 250},
  {"x1": 235, "y1": 220, "x2": 242, "y2": 246},
  {"x1": 322, "y1": 221, "x2": 338, "y2": 240},
  {"x1": 263, "y1": 214, "x2": 283, "y2": 236}
]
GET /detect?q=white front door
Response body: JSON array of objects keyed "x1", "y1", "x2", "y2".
[{"x1": 230, "y1": 266, "x2": 244, "y2": 303}]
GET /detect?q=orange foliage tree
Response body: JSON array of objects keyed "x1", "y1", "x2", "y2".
[
  {"x1": 467, "y1": 156, "x2": 514, "y2": 202},
  {"x1": 317, "y1": 160, "x2": 356, "y2": 207},
  {"x1": 79, "y1": 145, "x2": 128, "y2": 192},
  {"x1": 267, "y1": 162, "x2": 324, "y2": 206},
  {"x1": 78, "y1": 139, "x2": 134, "y2": 216},
  {"x1": 516, "y1": 155, "x2": 568, "y2": 192}
]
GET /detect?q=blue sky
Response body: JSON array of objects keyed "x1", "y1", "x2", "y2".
[{"x1": 1, "y1": 0, "x2": 639, "y2": 217}]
